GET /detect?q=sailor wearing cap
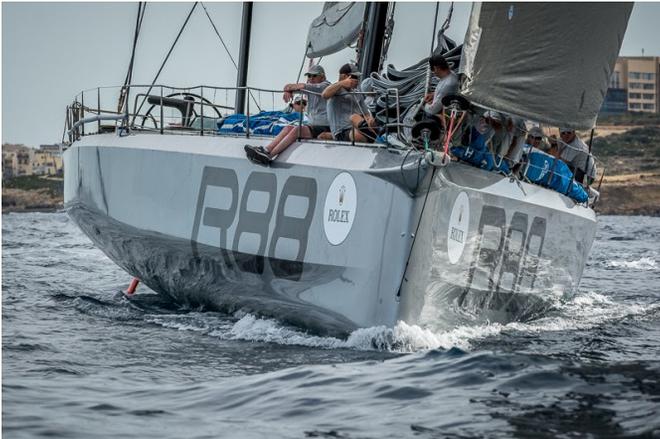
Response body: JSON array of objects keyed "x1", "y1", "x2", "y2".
[
  {"x1": 526, "y1": 126, "x2": 548, "y2": 151},
  {"x1": 245, "y1": 64, "x2": 331, "y2": 165},
  {"x1": 475, "y1": 110, "x2": 515, "y2": 165},
  {"x1": 322, "y1": 63, "x2": 374, "y2": 142},
  {"x1": 282, "y1": 64, "x2": 331, "y2": 138},
  {"x1": 558, "y1": 128, "x2": 596, "y2": 184},
  {"x1": 285, "y1": 95, "x2": 307, "y2": 114},
  {"x1": 517, "y1": 125, "x2": 548, "y2": 165}
]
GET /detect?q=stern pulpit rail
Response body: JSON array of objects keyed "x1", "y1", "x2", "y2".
[{"x1": 63, "y1": 83, "x2": 403, "y2": 147}]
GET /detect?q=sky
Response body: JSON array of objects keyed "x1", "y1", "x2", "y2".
[{"x1": 2, "y1": 1, "x2": 660, "y2": 148}]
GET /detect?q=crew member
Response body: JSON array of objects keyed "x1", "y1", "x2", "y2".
[
  {"x1": 423, "y1": 54, "x2": 459, "y2": 117},
  {"x1": 558, "y1": 128, "x2": 597, "y2": 184},
  {"x1": 322, "y1": 63, "x2": 375, "y2": 142}
]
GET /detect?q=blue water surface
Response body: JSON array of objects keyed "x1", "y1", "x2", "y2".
[{"x1": 3, "y1": 212, "x2": 659, "y2": 438}]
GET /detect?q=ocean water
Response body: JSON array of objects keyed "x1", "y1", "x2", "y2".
[{"x1": 2, "y1": 212, "x2": 659, "y2": 438}]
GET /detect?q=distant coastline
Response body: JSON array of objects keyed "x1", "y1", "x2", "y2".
[
  {"x1": 595, "y1": 172, "x2": 660, "y2": 216},
  {"x1": 3, "y1": 176, "x2": 63, "y2": 213}
]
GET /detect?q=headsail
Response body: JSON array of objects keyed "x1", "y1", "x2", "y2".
[
  {"x1": 306, "y1": 2, "x2": 366, "y2": 58},
  {"x1": 460, "y1": 2, "x2": 633, "y2": 129}
]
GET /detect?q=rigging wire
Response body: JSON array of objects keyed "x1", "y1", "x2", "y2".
[
  {"x1": 378, "y1": 2, "x2": 397, "y2": 71},
  {"x1": 423, "y1": 2, "x2": 442, "y2": 97},
  {"x1": 200, "y1": 2, "x2": 238, "y2": 70},
  {"x1": 124, "y1": 2, "x2": 144, "y2": 87},
  {"x1": 440, "y1": 2, "x2": 454, "y2": 34},
  {"x1": 200, "y1": 2, "x2": 261, "y2": 111},
  {"x1": 133, "y1": 2, "x2": 199, "y2": 122},
  {"x1": 118, "y1": 2, "x2": 146, "y2": 113},
  {"x1": 295, "y1": 44, "x2": 311, "y2": 84}
]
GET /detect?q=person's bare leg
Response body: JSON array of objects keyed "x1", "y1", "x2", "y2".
[
  {"x1": 348, "y1": 114, "x2": 369, "y2": 142},
  {"x1": 265, "y1": 126, "x2": 294, "y2": 151},
  {"x1": 317, "y1": 132, "x2": 333, "y2": 140},
  {"x1": 269, "y1": 126, "x2": 312, "y2": 156},
  {"x1": 349, "y1": 114, "x2": 363, "y2": 128}
]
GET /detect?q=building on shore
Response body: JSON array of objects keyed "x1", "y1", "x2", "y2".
[
  {"x1": 3, "y1": 151, "x2": 18, "y2": 178},
  {"x1": 602, "y1": 56, "x2": 660, "y2": 114},
  {"x1": 2, "y1": 143, "x2": 63, "y2": 179}
]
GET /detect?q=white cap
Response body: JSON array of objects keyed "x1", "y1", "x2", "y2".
[
  {"x1": 528, "y1": 126, "x2": 544, "y2": 137},
  {"x1": 484, "y1": 110, "x2": 503, "y2": 122}
]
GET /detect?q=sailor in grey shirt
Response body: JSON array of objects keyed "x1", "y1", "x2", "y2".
[
  {"x1": 559, "y1": 128, "x2": 597, "y2": 184},
  {"x1": 283, "y1": 64, "x2": 331, "y2": 137},
  {"x1": 424, "y1": 54, "x2": 459, "y2": 116},
  {"x1": 322, "y1": 63, "x2": 372, "y2": 141}
]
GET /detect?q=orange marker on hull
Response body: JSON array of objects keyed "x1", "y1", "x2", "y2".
[{"x1": 126, "y1": 277, "x2": 140, "y2": 295}]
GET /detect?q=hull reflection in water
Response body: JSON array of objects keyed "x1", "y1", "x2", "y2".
[{"x1": 64, "y1": 133, "x2": 597, "y2": 336}]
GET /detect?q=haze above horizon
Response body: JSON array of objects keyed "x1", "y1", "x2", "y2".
[{"x1": 3, "y1": 2, "x2": 659, "y2": 147}]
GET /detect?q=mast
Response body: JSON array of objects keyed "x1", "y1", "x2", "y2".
[
  {"x1": 359, "y1": 2, "x2": 390, "y2": 78},
  {"x1": 235, "y1": 2, "x2": 253, "y2": 114}
]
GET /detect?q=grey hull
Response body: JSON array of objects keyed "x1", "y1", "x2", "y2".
[
  {"x1": 398, "y1": 164, "x2": 596, "y2": 331},
  {"x1": 64, "y1": 133, "x2": 596, "y2": 335}
]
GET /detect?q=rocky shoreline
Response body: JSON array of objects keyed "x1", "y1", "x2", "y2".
[
  {"x1": 2, "y1": 188, "x2": 63, "y2": 213},
  {"x1": 594, "y1": 172, "x2": 660, "y2": 216},
  {"x1": 2, "y1": 176, "x2": 64, "y2": 213}
]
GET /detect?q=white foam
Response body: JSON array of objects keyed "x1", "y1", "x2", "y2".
[
  {"x1": 141, "y1": 292, "x2": 659, "y2": 354},
  {"x1": 608, "y1": 257, "x2": 657, "y2": 270},
  {"x1": 501, "y1": 291, "x2": 658, "y2": 335},
  {"x1": 206, "y1": 313, "x2": 504, "y2": 353},
  {"x1": 210, "y1": 314, "x2": 346, "y2": 349},
  {"x1": 145, "y1": 316, "x2": 210, "y2": 333}
]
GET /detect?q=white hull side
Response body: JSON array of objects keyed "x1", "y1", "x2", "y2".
[{"x1": 64, "y1": 133, "x2": 597, "y2": 335}]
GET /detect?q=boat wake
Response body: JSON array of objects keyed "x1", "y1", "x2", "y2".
[
  {"x1": 210, "y1": 290, "x2": 658, "y2": 352},
  {"x1": 61, "y1": 285, "x2": 660, "y2": 354},
  {"x1": 607, "y1": 256, "x2": 657, "y2": 270}
]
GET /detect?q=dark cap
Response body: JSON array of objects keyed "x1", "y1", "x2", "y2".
[{"x1": 339, "y1": 63, "x2": 362, "y2": 77}]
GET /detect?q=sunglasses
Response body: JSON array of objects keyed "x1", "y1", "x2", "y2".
[
  {"x1": 532, "y1": 136, "x2": 543, "y2": 140},
  {"x1": 349, "y1": 74, "x2": 359, "y2": 79},
  {"x1": 560, "y1": 131, "x2": 573, "y2": 135},
  {"x1": 293, "y1": 101, "x2": 307, "y2": 106},
  {"x1": 307, "y1": 74, "x2": 319, "y2": 78}
]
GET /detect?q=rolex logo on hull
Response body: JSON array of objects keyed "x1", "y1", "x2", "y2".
[{"x1": 323, "y1": 173, "x2": 357, "y2": 246}]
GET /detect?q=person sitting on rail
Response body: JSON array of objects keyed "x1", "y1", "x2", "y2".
[
  {"x1": 523, "y1": 146, "x2": 590, "y2": 203},
  {"x1": 244, "y1": 64, "x2": 329, "y2": 165},
  {"x1": 244, "y1": 101, "x2": 311, "y2": 165},
  {"x1": 558, "y1": 128, "x2": 597, "y2": 185},
  {"x1": 282, "y1": 64, "x2": 331, "y2": 138},
  {"x1": 525, "y1": 126, "x2": 549, "y2": 153},
  {"x1": 423, "y1": 54, "x2": 459, "y2": 118},
  {"x1": 510, "y1": 125, "x2": 548, "y2": 174},
  {"x1": 283, "y1": 95, "x2": 307, "y2": 114},
  {"x1": 484, "y1": 110, "x2": 514, "y2": 164},
  {"x1": 322, "y1": 63, "x2": 376, "y2": 143},
  {"x1": 503, "y1": 116, "x2": 527, "y2": 166},
  {"x1": 451, "y1": 109, "x2": 511, "y2": 173}
]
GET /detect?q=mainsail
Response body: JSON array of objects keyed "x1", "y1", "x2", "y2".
[
  {"x1": 306, "y1": 2, "x2": 366, "y2": 58},
  {"x1": 460, "y1": 2, "x2": 633, "y2": 129}
]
